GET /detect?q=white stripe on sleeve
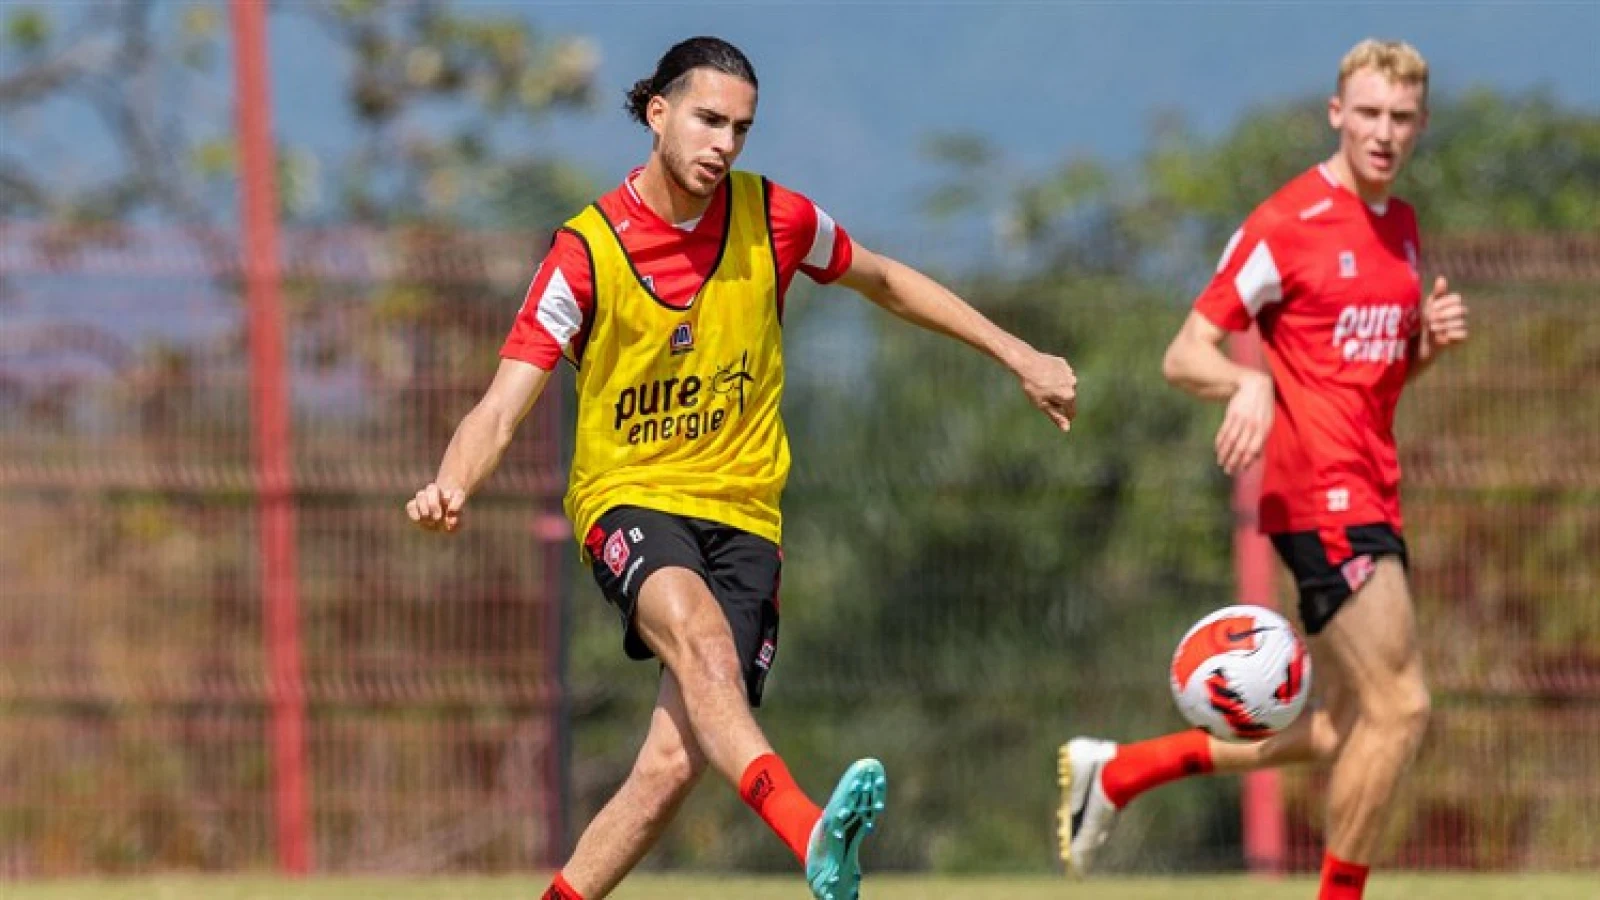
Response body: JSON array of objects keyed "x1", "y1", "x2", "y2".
[
  {"x1": 803, "y1": 204, "x2": 838, "y2": 270},
  {"x1": 535, "y1": 267, "x2": 583, "y2": 349},
  {"x1": 1233, "y1": 240, "x2": 1284, "y2": 318}
]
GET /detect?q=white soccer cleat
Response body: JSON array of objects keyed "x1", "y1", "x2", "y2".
[{"x1": 1057, "y1": 737, "x2": 1121, "y2": 877}]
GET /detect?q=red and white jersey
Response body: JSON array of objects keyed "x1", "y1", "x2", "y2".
[
  {"x1": 1194, "y1": 164, "x2": 1423, "y2": 534},
  {"x1": 502, "y1": 169, "x2": 853, "y2": 369}
]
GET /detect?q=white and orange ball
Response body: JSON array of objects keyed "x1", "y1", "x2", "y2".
[{"x1": 1170, "y1": 604, "x2": 1312, "y2": 742}]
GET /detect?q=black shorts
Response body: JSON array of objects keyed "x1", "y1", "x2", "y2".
[
  {"x1": 1270, "y1": 523, "x2": 1409, "y2": 635},
  {"x1": 583, "y1": 505, "x2": 782, "y2": 707}
]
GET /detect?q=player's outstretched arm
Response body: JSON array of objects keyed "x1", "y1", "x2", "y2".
[
  {"x1": 406, "y1": 358, "x2": 552, "y2": 533},
  {"x1": 835, "y1": 240, "x2": 1077, "y2": 432},
  {"x1": 1163, "y1": 311, "x2": 1274, "y2": 476}
]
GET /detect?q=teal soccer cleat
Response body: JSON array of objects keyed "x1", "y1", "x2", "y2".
[{"x1": 805, "y1": 758, "x2": 887, "y2": 900}]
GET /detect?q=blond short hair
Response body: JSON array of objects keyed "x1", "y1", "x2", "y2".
[{"x1": 1338, "y1": 39, "x2": 1429, "y2": 103}]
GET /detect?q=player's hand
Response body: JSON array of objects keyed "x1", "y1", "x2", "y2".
[
  {"x1": 1216, "y1": 370, "x2": 1273, "y2": 476},
  {"x1": 1419, "y1": 275, "x2": 1469, "y2": 360},
  {"x1": 1016, "y1": 350, "x2": 1077, "y2": 432},
  {"x1": 406, "y1": 483, "x2": 466, "y2": 533}
]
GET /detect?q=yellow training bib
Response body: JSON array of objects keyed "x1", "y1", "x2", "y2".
[{"x1": 564, "y1": 171, "x2": 788, "y2": 547}]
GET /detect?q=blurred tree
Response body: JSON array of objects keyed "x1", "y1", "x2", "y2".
[
  {"x1": 918, "y1": 90, "x2": 1600, "y2": 284},
  {"x1": 0, "y1": 0, "x2": 598, "y2": 226},
  {"x1": 1144, "y1": 88, "x2": 1600, "y2": 238},
  {"x1": 0, "y1": 0, "x2": 600, "y2": 437}
]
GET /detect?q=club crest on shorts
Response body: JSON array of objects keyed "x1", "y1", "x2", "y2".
[
  {"x1": 669, "y1": 321, "x2": 694, "y2": 355},
  {"x1": 1341, "y1": 553, "x2": 1377, "y2": 593},
  {"x1": 756, "y1": 639, "x2": 776, "y2": 671},
  {"x1": 603, "y1": 529, "x2": 630, "y2": 577}
]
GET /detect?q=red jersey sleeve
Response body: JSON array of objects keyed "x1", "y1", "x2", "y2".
[
  {"x1": 1194, "y1": 213, "x2": 1289, "y2": 332},
  {"x1": 766, "y1": 179, "x2": 853, "y2": 289},
  {"x1": 500, "y1": 229, "x2": 595, "y2": 370}
]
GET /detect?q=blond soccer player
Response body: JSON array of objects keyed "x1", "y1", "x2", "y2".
[{"x1": 1060, "y1": 39, "x2": 1468, "y2": 900}]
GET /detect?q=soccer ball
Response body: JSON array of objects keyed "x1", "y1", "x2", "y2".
[{"x1": 1169, "y1": 604, "x2": 1311, "y2": 742}]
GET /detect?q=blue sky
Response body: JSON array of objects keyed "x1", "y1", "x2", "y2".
[
  {"x1": 16, "y1": 2, "x2": 1599, "y2": 245},
  {"x1": 266, "y1": 1, "x2": 1599, "y2": 243}
]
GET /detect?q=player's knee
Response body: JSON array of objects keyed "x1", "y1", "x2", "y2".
[
  {"x1": 1370, "y1": 679, "x2": 1431, "y2": 748},
  {"x1": 1396, "y1": 683, "x2": 1431, "y2": 744},
  {"x1": 632, "y1": 744, "x2": 705, "y2": 807}
]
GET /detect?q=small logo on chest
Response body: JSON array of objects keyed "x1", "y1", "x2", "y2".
[
  {"x1": 1338, "y1": 251, "x2": 1358, "y2": 279},
  {"x1": 669, "y1": 321, "x2": 695, "y2": 355}
]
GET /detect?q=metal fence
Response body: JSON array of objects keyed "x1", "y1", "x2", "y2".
[
  {"x1": 1, "y1": 223, "x2": 1596, "y2": 875},
  {"x1": 0, "y1": 222, "x2": 567, "y2": 874}
]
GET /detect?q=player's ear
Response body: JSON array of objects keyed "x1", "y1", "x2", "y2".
[
  {"x1": 1327, "y1": 93, "x2": 1344, "y2": 130},
  {"x1": 646, "y1": 93, "x2": 671, "y2": 137}
]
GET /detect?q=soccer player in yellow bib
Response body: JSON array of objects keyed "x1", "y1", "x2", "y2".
[{"x1": 407, "y1": 37, "x2": 1077, "y2": 900}]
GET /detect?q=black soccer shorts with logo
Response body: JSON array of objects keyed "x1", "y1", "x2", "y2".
[
  {"x1": 1269, "y1": 522, "x2": 1409, "y2": 635},
  {"x1": 583, "y1": 505, "x2": 782, "y2": 706}
]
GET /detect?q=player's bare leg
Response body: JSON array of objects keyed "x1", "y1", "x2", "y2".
[
  {"x1": 634, "y1": 567, "x2": 886, "y2": 899},
  {"x1": 542, "y1": 568, "x2": 794, "y2": 898},
  {"x1": 630, "y1": 566, "x2": 776, "y2": 782},
  {"x1": 558, "y1": 670, "x2": 706, "y2": 898},
  {"x1": 1315, "y1": 557, "x2": 1431, "y2": 865},
  {"x1": 550, "y1": 566, "x2": 881, "y2": 900}
]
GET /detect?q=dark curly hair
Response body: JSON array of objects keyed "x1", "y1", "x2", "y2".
[{"x1": 625, "y1": 36, "x2": 757, "y2": 126}]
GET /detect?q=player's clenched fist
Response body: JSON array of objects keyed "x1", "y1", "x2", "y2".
[
  {"x1": 1216, "y1": 370, "x2": 1274, "y2": 476},
  {"x1": 407, "y1": 483, "x2": 466, "y2": 533},
  {"x1": 1420, "y1": 275, "x2": 1469, "y2": 359},
  {"x1": 1018, "y1": 351, "x2": 1078, "y2": 433}
]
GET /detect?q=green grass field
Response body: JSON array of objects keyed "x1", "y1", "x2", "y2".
[{"x1": 6, "y1": 875, "x2": 1595, "y2": 900}]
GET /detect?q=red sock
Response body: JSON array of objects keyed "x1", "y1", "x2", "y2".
[
  {"x1": 541, "y1": 872, "x2": 584, "y2": 900},
  {"x1": 1319, "y1": 852, "x2": 1369, "y2": 900},
  {"x1": 1100, "y1": 729, "x2": 1214, "y2": 808},
  {"x1": 739, "y1": 753, "x2": 823, "y2": 863}
]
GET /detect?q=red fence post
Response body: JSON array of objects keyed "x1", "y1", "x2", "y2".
[
  {"x1": 230, "y1": 0, "x2": 311, "y2": 874},
  {"x1": 535, "y1": 385, "x2": 570, "y2": 867},
  {"x1": 1233, "y1": 328, "x2": 1286, "y2": 875},
  {"x1": 536, "y1": 505, "x2": 569, "y2": 867}
]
